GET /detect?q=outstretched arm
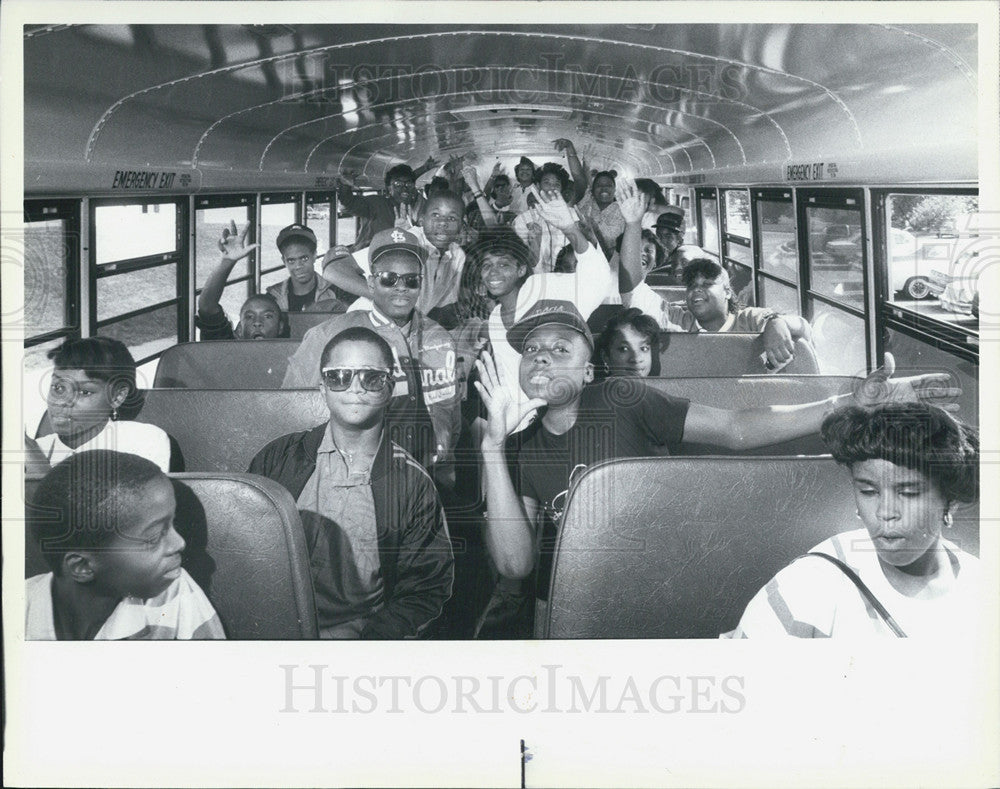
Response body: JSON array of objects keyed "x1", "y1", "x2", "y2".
[
  {"x1": 199, "y1": 220, "x2": 258, "y2": 317},
  {"x1": 536, "y1": 188, "x2": 589, "y2": 254},
  {"x1": 463, "y1": 165, "x2": 498, "y2": 227},
  {"x1": 683, "y1": 353, "x2": 961, "y2": 450},
  {"x1": 553, "y1": 138, "x2": 588, "y2": 203},
  {"x1": 475, "y1": 351, "x2": 547, "y2": 579},
  {"x1": 321, "y1": 245, "x2": 371, "y2": 300},
  {"x1": 412, "y1": 155, "x2": 440, "y2": 180}
]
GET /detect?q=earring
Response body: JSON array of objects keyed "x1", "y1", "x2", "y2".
[
  {"x1": 855, "y1": 509, "x2": 862, "y2": 520},
  {"x1": 111, "y1": 406, "x2": 119, "y2": 422},
  {"x1": 943, "y1": 511, "x2": 953, "y2": 529}
]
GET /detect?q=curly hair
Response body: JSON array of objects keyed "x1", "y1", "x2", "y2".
[
  {"x1": 534, "y1": 162, "x2": 571, "y2": 191},
  {"x1": 593, "y1": 307, "x2": 662, "y2": 378},
  {"x1": 681, "y1": 257, "x2": 743, "y2": 314},
  {"x1": 821, "y1": 402, "x2": 979, "y2": 503}
]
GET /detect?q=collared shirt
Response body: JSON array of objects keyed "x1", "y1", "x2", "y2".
[
  {"x1": 35, "y1": 420, "x2": 172, "y2": 472},
  {"x1": 663, "y1": 304, "x2": 779, "y2": 333},
  {"x1": 577, "y1": 194, "x2": 626, "y2": 247},
  {"x1": 281, "y1": 306, "x2": 460, "y2": 458},
  {"x1": 347, "y1": 225, "x2": 464, "y2": 316},
  {"x1": 296, "y1": 424, "x2": 384, "y2": 630}
]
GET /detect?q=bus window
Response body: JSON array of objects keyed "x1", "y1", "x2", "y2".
[
  {"x1": 883, "y1": 193, "x2": 979, "y2": 320},
  {"x1": 261, "y1": 196, "x2": 299, "y2": 292},
  {"x1": 696, "y1": 191, "x2": 720, "y2": 256},
  {"x1": 756, "y1": 194, "x2": 798, "y2": 283},
  {"x1": 305, "y1": 192, "x2": 334, "y2": 260},
  {"x1": 810, "y1": 300, "x2": 867, "y2": 376},
  {"x1": 195, "y1": 200, "x2": 253, "y2": 329},
  {"x1": 24, "y1": 199, "x2": 80, "y2": 371},
  {"x1": 337, "y1": 196, "x2": 358, "y2": 249},
  {"x1": 758, "y1": 277, "x2": 799, "y2": 316},
  {"x1": 804, "y1": 205, "x2": 865, "y2": 310},
  {"x1": 91, "y1": 198, "x2": 186, "y2": 364},
  {"x1": 95, "y1": 203, "x2": 175, "y2": 264},
  {"x1": 722, "y1": 189, "x2": 753, "y2": 304}
]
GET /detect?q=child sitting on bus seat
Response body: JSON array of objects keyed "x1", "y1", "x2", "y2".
[
  {"x1": 195, "y1": 221, "x2": 291, "y2": 340},
  {"x1": 593, "y1": 308, "x2": 662, "y2": 379},
  {"x1": 474, "y1": 300, "x2": 961, "y2": 637},
  {"x1": 267, "y1": 223, "x2": 346, "y2": 313},
  {"x1": 26, "y1": 450, "x2": 225, "y2": 640},
  {"x1": 28, "y1": 337, "x2": 172, "y2": 473},
  {"x1": 664, "y1": 258, "x2": 815, "y2": 370}
]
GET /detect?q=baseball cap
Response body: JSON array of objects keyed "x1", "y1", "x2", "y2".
[
  {"x1": 507, "y1": 300, "x2": 593, "y2": 355},
  {"x1": 654, "y1": 207, "x2": 685, "y2": 232},
  {"x1": 276, "y1": 224, "x2": 317, "y2": 250},
  {"x1": 369, "y1": 228, "x2": 428, "y2": 267}
]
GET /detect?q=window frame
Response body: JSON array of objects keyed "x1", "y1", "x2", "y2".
[{"x1": 23, "y1": 198, "x2": 82, "y2": 349}]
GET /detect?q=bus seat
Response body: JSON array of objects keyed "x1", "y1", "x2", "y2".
[
  {"x1": 24, "y1": 473, "x2": 318, "y2": 639},
  {"x1": 153, "y1": 340, "x2": 299, "y2": 389},
  {"x1": 646, "y1": 374, "x2": 853, "y2": 455},
  {"x1": 171, "y1": 473, "x2": 317, "y2": 639},
  {"x1": 543, "y1": 456, "x2": 979, "y2": 639},
  {"x1": 136, "y1": 389, "x2": 329, "y2": 471},
  {"x1": 659, "y1": 332, "x2": 821, "y2": 376},
  {"x1": 289, "y1": 311, "x2": 338, "y2": 341}
]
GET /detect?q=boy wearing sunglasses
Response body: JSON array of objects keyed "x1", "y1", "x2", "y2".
[
  {"x1": 250, "y1": 326, "x2": 454, "y2": 639},
  {"x1": 283, "y1": 228, "x2": 460, "y2": 475}
]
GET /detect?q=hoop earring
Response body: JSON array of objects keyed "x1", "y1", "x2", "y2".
[{"x1": 943, "y1": 511, "x2": 953, "y2": 529}]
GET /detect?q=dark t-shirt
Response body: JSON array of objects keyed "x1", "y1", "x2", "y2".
[
  {"x1": 287, "y1": 281, "x2": 317, "y2": 313},
  {"x1": 509, "y1": 378, "x2": 690, "y2": 599}
]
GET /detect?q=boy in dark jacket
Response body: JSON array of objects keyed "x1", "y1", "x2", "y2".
[{"x1": 248, "y1": 326, "x2": 453, "y2": 639}]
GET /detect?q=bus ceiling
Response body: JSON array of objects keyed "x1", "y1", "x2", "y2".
[{"x1": 23, "y1": 23, "x2": 978, "y2": 195}]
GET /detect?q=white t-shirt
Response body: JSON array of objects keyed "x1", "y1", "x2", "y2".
[
  {"x1": 35, "y1": 420, "x2": 172, "y2": 472},
  {"x1": 488, "y1": 243, "x2": 614, "y2": 430},
  {"x1": 732, "y1": 528, "x2": 981, "y2": 639},
  {"x1": 624, "y1": 280, "x2": 684, "y2": 331}
]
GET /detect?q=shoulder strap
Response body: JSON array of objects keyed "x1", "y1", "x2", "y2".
[{"x1": 803, "y1": 552, "x2": 907, "y2": 637}]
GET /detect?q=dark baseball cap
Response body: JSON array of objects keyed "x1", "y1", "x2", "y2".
[
  {"x1": 276, "y1": 224, "x2": 317, "y2": 250},
  {"x1": 655, "y1": 207, "x2": 685, "y2": 232},
  {"x1": 369, "y1": 228, "x2": 427, "y2": 267},
  {"x1": 507, "y1": 299, "x2": 593, "y2": 355}
]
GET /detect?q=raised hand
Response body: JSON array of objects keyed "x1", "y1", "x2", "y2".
[
  {"x1": 462, "y1": 165, "x2": 482, "y2": 192},
  {"x1": 423, "y1": 155, "x2": 440, "y2": 170},
  {"x1": 474, "y1": 351, "x2": 547, "y2": 450},
  {"x1": 394, "y1": 202, "x2": 418, "y2": 229},
  {"x1": 535, "y1": 188, "x2": 577, "y2": 231},
  {"x1": 491, "y1": 161, "x2": 503, "y2": 176},
  {"x1": 217, "y1": 220, "x2": 258, "y2": 262},
  {"x1": 615, "y1": 177, "x2": 647, "y2": 224},
  {"x1": 854, "y1": 352, "x2": 962, "y2": 410},
  {"x1": 552, "y1": 138, "x2": 577, "y2": 156}
]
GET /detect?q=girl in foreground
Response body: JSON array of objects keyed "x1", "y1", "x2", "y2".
[{"x1": 732, "y1": 402, "x2": 979, "y2": 638}]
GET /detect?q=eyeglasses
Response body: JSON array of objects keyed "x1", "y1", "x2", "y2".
[
  {"x1": 374, "y1": 271, "x2": 422, "y2": 289},
  {"x1": 321, "y1": 368, "x2": 393, "y2": 392}
]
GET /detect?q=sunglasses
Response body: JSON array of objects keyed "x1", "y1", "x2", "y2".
[
  {"x1": 320, "y1": 368, "x2": 393, "y2": 392},
  {"x1": 374, "y1": 271, "x2": 422, "y2": 289}
]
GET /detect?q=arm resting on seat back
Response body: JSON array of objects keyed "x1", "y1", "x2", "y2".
[
  {"x1": 321, "y1": 248, "x2": 371, "y2": 300},
  {"x1": 362, "y1": 469, "x2": 454, "y2": 639}
]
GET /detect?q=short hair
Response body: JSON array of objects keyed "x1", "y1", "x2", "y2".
[
  {"x1": 48, "y1": 337, "x2": 138, "y2": 407},
  {"x1": 535, "y1": 162, "x2": 570, "y2": 191},
  {"x1": 456, "y1": 228, "x2": 534, "y2": 321},
  {"x1": 593, "y1": 307, "x2": 662, "y2": 377},
  {"x1": 238, "y1": 294, "x2": 290, "y2": 339},
  {"x1": 618, "y1": 229, "x2": 667, "y2": 269},
  {"x1": 590, "y1": 170, "x2": 617, "y2": 194},
  {"x1": 320, "y1": 325, "x2": 395, "y2": 373},
  {"x1": 821, "y1": 403, "x2": 979, "y2": 503},
  {"x1": 425, "y1": 176, "x2": 451, "y2": 199},
  {"x1": 422, "y1": 189, "x2": 465, "y2": 217},
  {"x1": 491, "y1": 174, "x2": 511, "y2": 191},
  {"x1": 384, "y1": 164, "x2": 416, "y2": 187},
  {"x1": 30, "y1": 450, "x2": 166, "y2": 574},
  {"x1": 554, "y1": 244, "x2": 577, "y2": 273},
  {"x1": 681, "y1": 258, "x2": 728, "y2": 288}
]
